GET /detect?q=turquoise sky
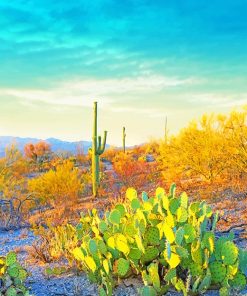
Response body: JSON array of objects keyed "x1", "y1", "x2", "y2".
[{"x1": 0, "y1": 0, "x2": 247, "y2": 145}]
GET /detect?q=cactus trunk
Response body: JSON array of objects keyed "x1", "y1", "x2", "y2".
[
  {"x1": 123, "y1": 127, "x2": 126, "y2": 153},
  {"x1": 92, "y1": 102, "x2": 107, "y2": 197}
]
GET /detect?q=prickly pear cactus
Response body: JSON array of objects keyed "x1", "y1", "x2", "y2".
[
  {"x1": 0, "y1": 252, "x2": 29, "y2": 296},
  {"x1": 71, "y1": 185, "x2": 247, "y2": 296}
]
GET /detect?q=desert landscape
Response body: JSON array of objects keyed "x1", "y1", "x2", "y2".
[{"x1": 0, "y1": 1, "x2": 247, "y2": 295}]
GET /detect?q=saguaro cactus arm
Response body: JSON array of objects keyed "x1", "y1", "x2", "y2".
[{"x1": 97, "y1": 131, "x2": 107, "y2": 155}]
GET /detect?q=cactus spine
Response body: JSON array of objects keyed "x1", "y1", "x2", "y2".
[
  {"x1": 92, "y1": 102, "x2": 107, "y2": 197},
  {"x1": 122, "y1": 126, "x2": 126, "y2": 153}
]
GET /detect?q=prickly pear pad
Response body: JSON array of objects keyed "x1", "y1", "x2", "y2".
[{"x1": 116, "y1": 258, "x2": 130, "y2": 277}]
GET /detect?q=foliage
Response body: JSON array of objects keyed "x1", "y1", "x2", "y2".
[
  {"x1": 158, "y1": 106, "x2": 247, "y2": 193},
  {"x1": 0, "y1": 145, "x2": 32, "y2": 228},
  {"x1": 24, "y1": 141, "x2": 51, "y2": 163},
  {"x1": 112, "y1": 152, "x2": 158, "y2": 192},
  {"x1": 71, "y1": 185, "x2": 247, "y2": 296},
  {"x1": 0, "y1": 252, "x2": 29, "y2": 296},
  {"x1": 28, "y1": 160, "x2": 83, "y2": 206}
]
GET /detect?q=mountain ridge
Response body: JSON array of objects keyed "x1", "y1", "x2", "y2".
[{"x1": 0, "y1": 136, "x2": 94, "y2": 157}]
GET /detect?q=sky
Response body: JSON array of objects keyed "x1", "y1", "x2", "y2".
[{"x1": 0, "y1": 0, "x2": 247, "y2": 146}]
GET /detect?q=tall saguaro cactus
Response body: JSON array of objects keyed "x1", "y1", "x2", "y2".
[
  {"x1": 92, "y1": 102, "x2": 107, "y2": 197},
  {"x1": 122, "y1": 126, "x2": 126, "y2": 153}
]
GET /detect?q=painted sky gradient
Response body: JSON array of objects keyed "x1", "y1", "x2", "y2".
[{"x1": 0, "y1": 0, "x2": 247, "y2": 145}]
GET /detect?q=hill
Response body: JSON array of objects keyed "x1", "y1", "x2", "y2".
[{"x1": 0, "y1": 136, "x2": 93, "y2": 157}]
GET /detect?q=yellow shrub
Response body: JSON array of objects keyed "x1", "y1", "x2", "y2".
[{"x1": 28, "y1": 160, "x2": 83, "y2": 206}]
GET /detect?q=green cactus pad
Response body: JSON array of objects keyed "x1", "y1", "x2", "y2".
[
  {"x1": 6, "y1": 287, "x2": 17, "y2": 296},
  {"x1": 148, "y1": 262, "x2": 160, "y2": 291},
  {"x1": 229, "y1": 272, "x2": 247, "y2": 289},
  {"x1": 219, "y1": 287, "x2": 229, "y2": 296},
  {"x1": 164, "y1": 268, "x2": 176, "y2": 281},
  {"x1": 209, "y1": 261, "x2": 227, "y2": 284},
  {"x1": 141, "y1": 270, "x2": 151, "y2": 285},
  {"x1": 129, "y1": 248, "x2": 142, "y2": 260},
  {"x1": 180, "y1": 192, "x2": 188, "y2": 208},
  {"x1": 18, "y1": 269, "x2": 27, "y2": 281},
  {"x1": 98, "y1": 240, "x2": 108, "y2": 255},
  {"x1": 239, "y1": 249, "x2": 247, "y2": 273},
  {"x1": 188, "y1": 262, "x2": 203, "y2": 276},
  {"x1": 189, "y1": 202, "x2": 200, "y2": 214},
  {"x1": 14, "y1": 278, "x2": 22, "y2": 286},
  {"x1": 202, "y1": 232, "x2": 215, "y2": 254},
  {"x1": 177, "y1": 207, "x2": 188, "y2": 223},
  {"x1": 89, "y1": 239, "x2": 98, "y2": 254},
  {"x1": 166, "y1": 240, "x2": 171, "y2": 260},
  {"x1": 169, "y1": 198, "x2": 180, "y2": 214},
  {"x1": 198, "y1": 273, "x2": 211, "y2": 292},
  {"x1": 215, "y1": 237, "x2": 228, "y2": 261},
  {"x1": 116, "y1": 258, "x2": 130, "y2": 277},
  {"x1": 131, "y1": 198, "x2": 141, "y2": 210},
  {"x1": 169, "y1": 183, "x2": 176, "y2": 198},
  {"x1": 191, "y1": 241, "x2": 203, "y2": 265},
  {"x1": 109, "y1": 209, "x2": 121, "y2": 224},
  {"x1": 7, "y1": 266, "x2": 19, "y2": 278},
  {"x1": 115, "y1": 204, "x2": 126, "y2": 217},
  {"x1": 139, "y1": 286, "x2": 157, "y2": 296},
  {"x1": 226, "y1": 261, "x2": 238, "y2": 279},
  {"x1": 99, "y1": 287, "x2": 107, "y2": 296},
  {"x1": 144, "y1": 227, "x2": 160, "y2": 245},
  {"x1": 6, "y1": 252, "x2": 17, "y2": 266},
  {"x1": 221, "y1": 241, "x2": 238, "y2": 265},
  {"x1": 99, "y1": 221, "x2": 108, "y2": 233},
  {"x1": 142, "y1": 191, "x2": 149, "y2": 202},
  {"x1": 184, "y1": 224, "x2": 196, "y2": 243},
  {"x1": 175, "y1": 246, "x2": 189, "y2": 258},
  {"x1": 125, "y1": 223, "x2": 137, "y2": 236},
  {"x1": 141, "y1": 247, "x2": 159, "y2": 263},
  {"x1": 175, "y1": 227, "x2": 184, "y2": 245}
]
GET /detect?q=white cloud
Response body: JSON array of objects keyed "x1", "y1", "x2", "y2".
[
  {"x1": 0, "y1": 75, "x2": 196, "y2": 108},
  {"x1": 188, "y1": 93, "x2": 247, "y2": 108}
]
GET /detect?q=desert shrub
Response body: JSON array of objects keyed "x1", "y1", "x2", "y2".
[
  {"x1": 0, "y1": 145, "x2": 34, "y2": 228},
  {"x1": 0, "y1": 251, "x2": 29, "y2": 295},
  {"x1": 28, "y1": 160, "x2": 83, "y2": 207},
  {"x1": 71, "y1": 184, "x2": 247, "y2": 296},
  {"x1": 112, "y1": 152, "x2": 158, "y2": 193},
  {"x1": 158, "y1": 106, "x2": 247, "y2": 194},
  {"x1": 24, "y1": 141, "x2": 51, "y2": 162}
]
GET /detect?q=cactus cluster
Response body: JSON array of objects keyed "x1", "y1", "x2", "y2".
[
  {"x1": 72, "y1": 184, "x2": 247, "y2": 296},
  {"x1": 0, "y1": 252, "x2": 29, "y2": 296}
]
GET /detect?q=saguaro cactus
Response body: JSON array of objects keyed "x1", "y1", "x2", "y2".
[
  {"x1": 123, "y1": 126, "x2": 126, "y2": 153},
  {"x1": 92, "y1": 102, "x2": 107, "y2": 197}
]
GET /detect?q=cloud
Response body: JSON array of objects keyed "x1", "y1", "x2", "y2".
[{"x1": 0, "y1": 75, "x2": 196, "y2": 108}]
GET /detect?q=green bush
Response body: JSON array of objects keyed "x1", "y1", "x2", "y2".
[
  {"x1": 72, "y1": 184, "x2": 247, "y2": 296},
  {"x1": 0, "y1": 252, "x2": 29, "y2": 296}
]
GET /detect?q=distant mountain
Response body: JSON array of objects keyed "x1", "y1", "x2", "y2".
[{"x1": 0, "y1": 136, "x2": 94, "y2": 157}]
